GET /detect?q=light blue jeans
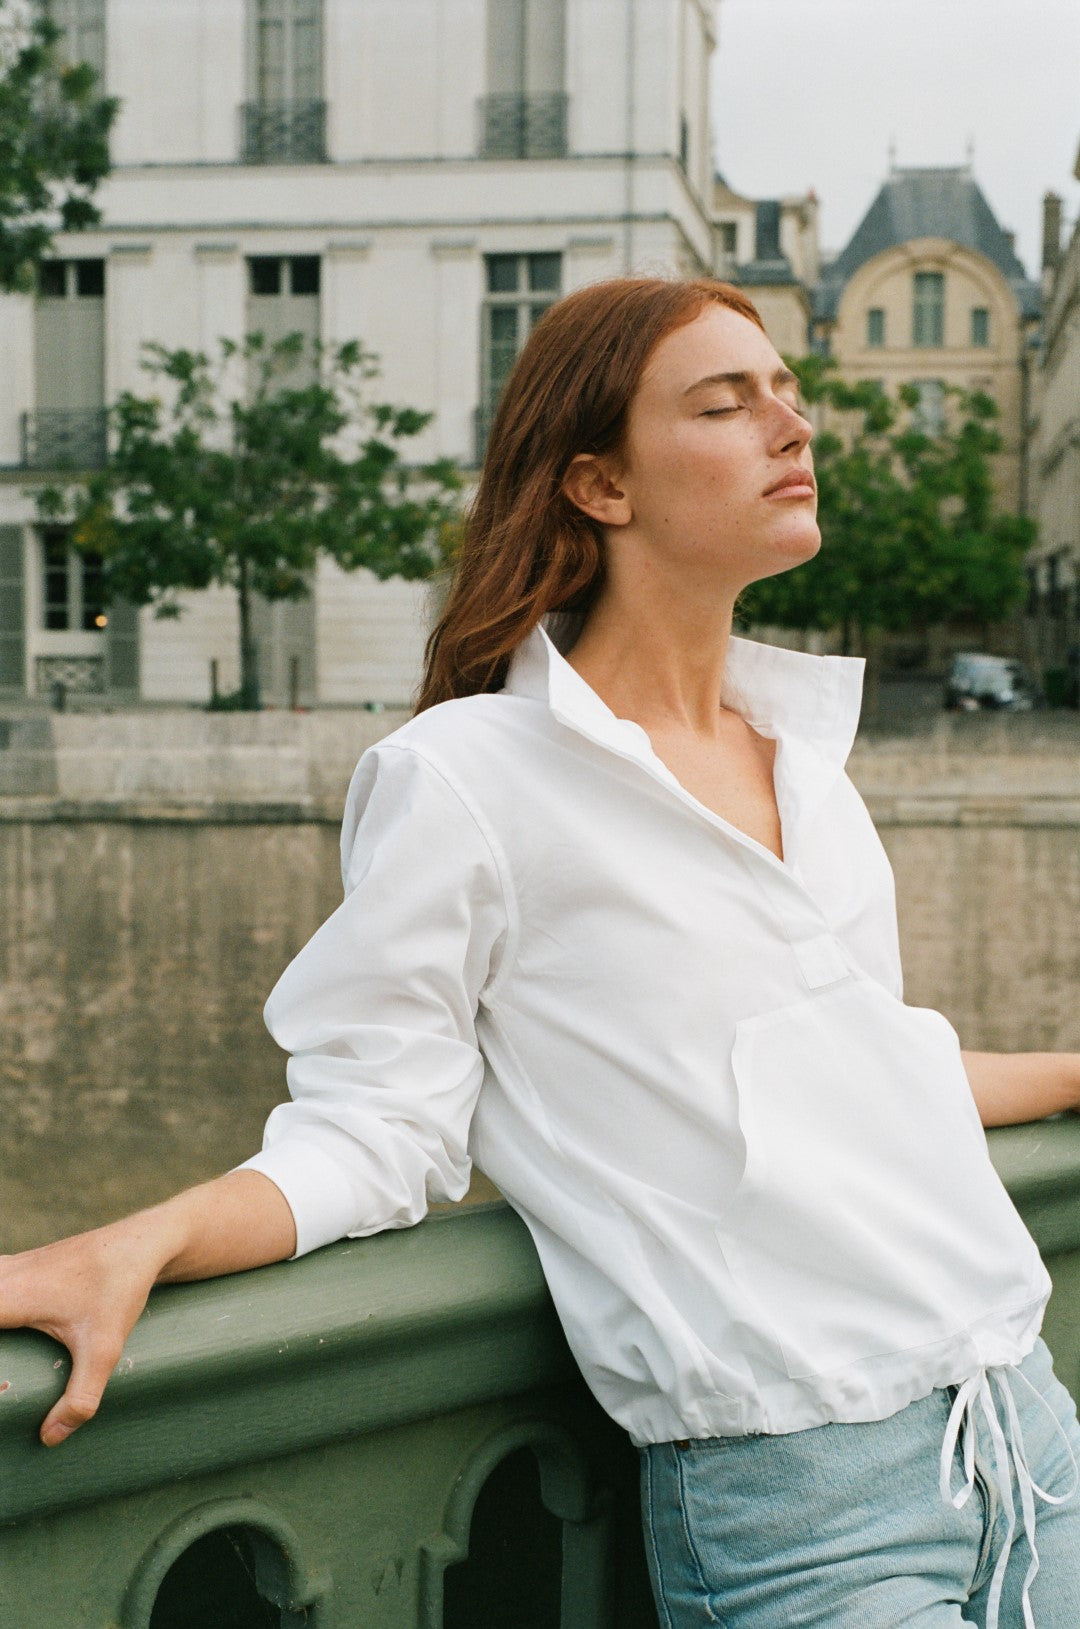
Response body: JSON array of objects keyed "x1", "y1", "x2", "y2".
[{"x1": 640, "y1": 1339, "x2": 1080, "y2": 1628}]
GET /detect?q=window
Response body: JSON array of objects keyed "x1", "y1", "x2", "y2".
[
  {"x1": 718, "y1": 222, "x2": 738, "y2": 259},
  {"x1": 478, "y1": 253, "x2": 562, "y2": 456},
  {"x1": 40, "y1": 528, "x2": 107, "y2": 632},
  {"x1": 246, "y1": 256, "x2": 321, "y2": 377},
  {"x1": 867, "y1": 308, "x2": 885, "y2": 348},
  {"x1": 38, "y1": 259, "x2": 106, "y2": 300},
  {"x1": 910, "y1": 379, "x2": 946, "y2": 436},
  {"x1": 243, "y1": 0, "x2": 325, "y2": 163},
  {"x1": 679, "y1": 113, "x2": 690, "y2": 173},
  {"x1": 248, "y1": 255, "x2": 320, "y2": 297},
  {"x1": 46, "y1": 0, "x2": 106, "y2": 80},
  {"x1": 971, "y1": 307, "x2": 990, "y2": 348},
  {"x1": 29, "y1": 260, "x2": 107, "y2": 468},
  {"x1": 912, "y1": 271, "x2": 944, "y2": 348},
  {"x1": 481, "y1": 0, "x2": 567, "y2": 157}
]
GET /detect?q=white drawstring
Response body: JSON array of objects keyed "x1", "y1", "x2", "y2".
[{"x1": 939, "y1": 1366, "x2": 1079, "y2": 1629}]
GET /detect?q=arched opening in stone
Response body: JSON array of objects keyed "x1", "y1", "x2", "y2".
[
  {"x1": 442, "y1": 1446, "x2": 563, "y2": 1628},
  {"x1": 148, "y1": 1523, "x2": 308, "y2": 1629}
]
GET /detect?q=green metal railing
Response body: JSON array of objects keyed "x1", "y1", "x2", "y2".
[{"x1": 3, "y1": 1120, "x2": 1080, "y2": 1628}]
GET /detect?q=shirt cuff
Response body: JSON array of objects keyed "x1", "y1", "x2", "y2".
[{"x1": 235, "y1": 1141, "x2": 368, "y2": 1259}]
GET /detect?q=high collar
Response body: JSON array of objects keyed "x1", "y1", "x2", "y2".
[{"x1": 503, "y1": 617, "x2": 865, "y2": 771}]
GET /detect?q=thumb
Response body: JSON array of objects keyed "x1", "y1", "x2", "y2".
[{"x1": 40, "y1": 1335, "x2": 123, "y2": 1448}]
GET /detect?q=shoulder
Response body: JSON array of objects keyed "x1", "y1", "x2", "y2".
[
  {"x1": 359, "y1": 690, "x2": 549, "y2": 788},
  {"x1": 339, "y1": 693, "x2": 535, "y2": 880}
]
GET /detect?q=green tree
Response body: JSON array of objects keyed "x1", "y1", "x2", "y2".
[
  {"x1": 739, "y1": 357, "x2": 1035, "y2": 682},
  {"x1": 38, "y1": 332, "x2": 463, "y2": 706},
  {"x1": 0, "y1": 1, "x2": 118, "y2": 290}
]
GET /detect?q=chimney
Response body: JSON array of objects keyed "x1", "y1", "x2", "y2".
[
  {"x1": 1001, "y1": 229, "x2": 1017, "y2": 258},
  {"x1": 1043, "y1": 191, "x2": 1063, "y2": 273},
  {"x1": 755, "y1": 200, "x2": 783, "y2": 262}
]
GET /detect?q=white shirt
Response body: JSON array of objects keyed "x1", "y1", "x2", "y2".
[{"x1": 242, "y1": 620, "x2": 1050, "y2": 1448}]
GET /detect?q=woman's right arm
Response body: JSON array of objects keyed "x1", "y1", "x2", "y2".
[
  {"x1": 2, "y1": 739, "x2": 508, "y2": 1449},
  {"x1": 0, "y1": 1168, "x2": 295, "y2": 1447}
]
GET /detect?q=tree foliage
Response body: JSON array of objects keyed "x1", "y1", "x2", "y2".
[
  {"x1": 0, "y1": 1, "x2": 118, "y2": 290},
  {"x1": 738, "y1": 356, "x2": 1035, "y2": 653},
  {"x1": 38, "y1": 332, "x2": 463, "y2": 705}
]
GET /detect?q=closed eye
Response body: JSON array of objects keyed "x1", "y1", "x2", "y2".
[{"x1": 700, "y1": 406, "x2": 742, "y2": 417}]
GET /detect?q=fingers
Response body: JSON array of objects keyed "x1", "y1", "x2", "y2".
[{"x1": 39, "y1": 1331, "x2": 125, "y2": 1448}]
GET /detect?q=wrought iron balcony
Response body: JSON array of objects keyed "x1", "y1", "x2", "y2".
[
  {"x1": 21, "y1": 409, "x2": 107, "y2": 470},
  {"x1": 478, "y1": 93, "x2": 568, "y2": 159},
  {"x1": 240, "y1": 98, "x2": 328, "y2": 164}
]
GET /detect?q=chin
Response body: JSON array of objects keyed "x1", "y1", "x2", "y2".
[{"x1": 759, "y1": 524, "x2": 822, "y2": 580}]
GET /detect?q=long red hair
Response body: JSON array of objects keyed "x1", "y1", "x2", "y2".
[{"x1": 416, "y1": 277, "x2": 766, "y2": 712}]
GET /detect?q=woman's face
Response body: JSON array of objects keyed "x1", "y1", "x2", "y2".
[{"x1": 612, "y1": 303, "x2": 820, "y2": 591}]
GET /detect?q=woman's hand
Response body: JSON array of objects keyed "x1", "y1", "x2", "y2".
[
  {"x1": 0, "y1": 1170, "x2": 296, "y2": 1447},
  {"x1": 0, "y1": 1219, "x2": 167, "y2": 1445}
]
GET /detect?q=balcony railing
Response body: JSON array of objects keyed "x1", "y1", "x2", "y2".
[
  {"x1": 478, "y1": 93, "x2": 568, "y2": 159},
  {"x1": 3, "y1": 1122, "x2": 1080, "y2": 1625},
  {"x1": 21, "y1": 409, "x2": 107, "y2": 471},
  {"x1": 240, "y1": 98, "x2": 328, "y2": 164}
]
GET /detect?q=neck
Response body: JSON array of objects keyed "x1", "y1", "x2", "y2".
[{"x1": 566, "y1": 566, "x2": 740, "y2": 739}]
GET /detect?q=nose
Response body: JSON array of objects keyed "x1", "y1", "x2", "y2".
[{"x1": 769, "y1": 395, "x2": 813, "y2": 457}]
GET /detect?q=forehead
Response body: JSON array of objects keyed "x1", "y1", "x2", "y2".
[{"x1": 638, "y1": 303, "x2": 783, "y2": 396}]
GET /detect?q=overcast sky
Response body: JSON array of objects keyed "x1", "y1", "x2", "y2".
[{"x1": 711, "y1": 0, "x2": 1080, "y2": 278}]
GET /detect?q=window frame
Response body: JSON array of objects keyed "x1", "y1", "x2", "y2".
[
  {"x1": 39, "y1": 526, "x2": 107, "y2": 634},
  {"x1": 912, "y1": 271, "x2": 945, "y2": 349},
  {"x1": 478, "y1": 252, "x2": 563, "y2": 454}
]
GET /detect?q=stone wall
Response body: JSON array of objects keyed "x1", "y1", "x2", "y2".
[{"x1": 2, "y1": 708, "x2": 1078, "y2": 1250}]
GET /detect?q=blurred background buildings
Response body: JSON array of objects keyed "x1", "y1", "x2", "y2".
[{"x1": 0, "y1": 0, "x2": 1077, "y2": 709}]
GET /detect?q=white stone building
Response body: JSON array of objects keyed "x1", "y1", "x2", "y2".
[
  {"x1": 1028, "y1": 175, "x2": 1080, "y2": 691},
  {"x1": 0, "y1": 0, "x2": 719, "y2": 707}
]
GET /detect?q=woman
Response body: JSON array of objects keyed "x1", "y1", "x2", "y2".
[{"x1": 3, "y1": 278, "x2": 1079, "y2": 1627}]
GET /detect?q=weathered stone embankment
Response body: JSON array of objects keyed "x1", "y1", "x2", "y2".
[{"x1": 2, "y1": 707, "x2": 1078, "y2": 1250}]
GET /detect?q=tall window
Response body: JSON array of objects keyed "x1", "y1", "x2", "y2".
[
  {"x1": 971, "y1": 307, "x2": 990, "y2": 348},
  {"x1": 912, "y1": 271, "x2": 945, "y2": 348},
  {"x1": 28, "y1": 258, "x2": 106, "y2": 468},
  {"x1": 246, "y1": 255, "x2": 321, "y2": 378},
  {"x1": 867, "y1": 308, "x2": 885, "y2": 348},
  {"x1": 478, "y1": 252, "x2": 561, "y2": 458},
  {"x1": 40, "y1": 527, "x2": 107, "y2": 631},
  {"x1": 243, "y1": 0, "x2": 325, "y2": 163},
  {"x1": 481, "y1": 0, "x2": 567, "y2": 157},
  {"x1": 910, "y1": 379, "x2": 946, "y2": 436},
  {"x1": 46, "y1": 0, "x2": 106, "y2": 79},
  {"x1": 717, "y1": 221, "x2": 738, "y2": 262}
]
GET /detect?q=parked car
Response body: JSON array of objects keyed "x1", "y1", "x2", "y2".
[{"x1": 943, "y1": 653, "x2": 1040, "y2": 712}]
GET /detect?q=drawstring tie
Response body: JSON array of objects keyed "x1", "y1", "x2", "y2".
[{"x1": 940, "y1": 1365, "x2": 1079, "y2": 1629}]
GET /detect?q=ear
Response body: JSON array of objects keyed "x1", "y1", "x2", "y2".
[{"x1": 561, "y1": 453, "x2": 632, "y2": 528}]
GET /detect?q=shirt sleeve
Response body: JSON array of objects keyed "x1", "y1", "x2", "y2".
[{"x1": 238, "y1": 740, "x2": 510, "y2": 1257}]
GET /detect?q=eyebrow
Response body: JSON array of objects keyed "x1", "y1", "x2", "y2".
[{"x1": 683, "y1": 367, "x2": 800, "y2": 397}]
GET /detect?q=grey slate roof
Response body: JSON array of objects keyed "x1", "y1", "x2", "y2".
[{"x1": 814, "y1": 167, "x2": 1041, "y2": 322}]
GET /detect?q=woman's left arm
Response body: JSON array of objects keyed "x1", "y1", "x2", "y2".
[{"x1": 961, "y1": 1051, "x2": 1080, "y2": 1127}]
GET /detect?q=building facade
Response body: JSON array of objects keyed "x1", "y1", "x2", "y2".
[
  {"x1": 815, "y1": 166, "x2": 1040, "y2": 520},
  {"x1": 0, "y1": 0, "x2": 719, "y2": 707},
  {"x1": 1028, "y1": 174, "x2": 1080, "y2": 690},
  {"x1": 714, "y1": 175, "x2": 818, "y2": 359}
]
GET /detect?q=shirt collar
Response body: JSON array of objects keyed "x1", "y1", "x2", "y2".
[{"x1": 503, "y1": 616, "x2": 865, "y2": 771}]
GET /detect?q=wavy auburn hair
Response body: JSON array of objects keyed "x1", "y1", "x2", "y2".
[{"x1": 416, "y1": 277, "x2": 766, "y2": 712}]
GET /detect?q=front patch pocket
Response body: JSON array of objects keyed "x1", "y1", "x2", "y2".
[{"x1": 716, "y1": 978, "x2": 1043, "y2": 1380}]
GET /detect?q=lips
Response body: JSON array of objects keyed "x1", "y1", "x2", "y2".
[{"x1": 763, "y1": 468, "x2": 816, "y2": 497}]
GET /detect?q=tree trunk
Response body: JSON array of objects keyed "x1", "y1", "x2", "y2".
[{"x1": 237, "y1": 559, "x2": 261, "y2": 710}]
